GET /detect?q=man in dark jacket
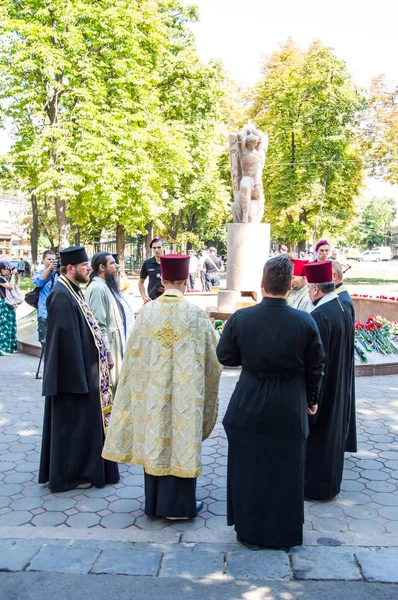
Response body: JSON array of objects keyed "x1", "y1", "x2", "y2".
[
  {"x1": 38, "y1": 246, "x2": 119, "y2": 492},
  {"x1": 217, "y1": 256, "x2": 325, "y2": 549},
  {"x1": 304, "y1": 260, "x2": 355, "y2": 500},
  {"x1": 332, "y1": 260, "x2": 357, "y2": 453}
]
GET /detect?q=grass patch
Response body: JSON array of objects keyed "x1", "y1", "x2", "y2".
[
  {"x1": 346, "y1": 277, "x2": 398, "y2": 286},
  {"x1": 17, "y1": 277, "x2": 34, "y2": 293}
]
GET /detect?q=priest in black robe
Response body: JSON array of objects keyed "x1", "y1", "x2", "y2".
[
  {"x1": 217, "y1": 256, "x2": 325, "y2": 549},
  {"x1": 332, "y1": 260, "x2": 357, "y2": 453},
  {"x1": 304, "y1": 260, "x2": 355, "y2": 501},
  {"x1": 38, "y1": 246, "x2": 119, "y2": 492}
]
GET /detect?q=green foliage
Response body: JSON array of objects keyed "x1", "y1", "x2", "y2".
[
  {"x1": 365, "y1": 76, "x2": 398, "y2": 184},
  {"x1": 343, "y1": 196, "x2": 397, "y2": 249},
  {"x1": 250, "y1": 39, "x2": 366, "y2": 245},
  {"x1": 0, "y1": 0, "x2": 230, "y2": 249}
]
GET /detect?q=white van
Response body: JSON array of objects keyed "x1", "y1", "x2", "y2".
[{"x1": 358, "y1": 247, "x2": 392, "y2": 262}]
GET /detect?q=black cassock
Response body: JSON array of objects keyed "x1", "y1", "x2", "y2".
[
  {"x1": 217, "y1": 297, "x2": 325, "y2": 548},
  {"x1": 38, "y1": 279, "x2": 119, "y2": 492},
  {"x1": 336, "y1": 287, "x2": 357, "y2": 453},
  {"x1": 305, "y1": 295, "x2": 354, "y2": 500}
]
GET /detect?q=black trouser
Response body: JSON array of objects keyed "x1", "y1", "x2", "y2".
[
  {"x1": 187, "y1": 273, "x2": 196, "y2": 291},
  {"x1": 37, "y1": 317, "x2": 47, "y2": 344},
  {"x1": 206, "y1": 272, "x2": 220, "y2": 288}
]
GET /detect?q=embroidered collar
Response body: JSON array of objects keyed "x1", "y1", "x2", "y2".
[{"x1": 162, "y1": 289, "x2": 184, "y2": 298}]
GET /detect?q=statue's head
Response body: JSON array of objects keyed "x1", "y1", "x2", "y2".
[{"x1": 245, "y1": 133, "x2": 259, "y2": 149}]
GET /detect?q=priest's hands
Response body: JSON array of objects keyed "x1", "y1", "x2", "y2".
[
  {"x1": 107, "y1": 351, "x2": 114, "y2": 370},
  {"x1": 307, "y1": 404, "x2": 318, "y2": 416}
]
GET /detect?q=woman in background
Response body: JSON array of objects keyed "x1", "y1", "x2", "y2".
[{"x1": 0, "y1": 261, "x2": 18, "y2": 355}]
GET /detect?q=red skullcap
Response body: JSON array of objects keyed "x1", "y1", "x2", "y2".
[
  {"x1": 291, "y1": 259, "x2": 309, "y2": 277},
  {"x1": 304, "y1": 260, "x2": 333, "y2": 284},
  {"x1": 160, "y1": 255, "x2": 190, "y2": 281}
]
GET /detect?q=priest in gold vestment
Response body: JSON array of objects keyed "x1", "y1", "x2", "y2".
[{"x1": 103, "y1": 254, "x2": 222, "y2": 519}]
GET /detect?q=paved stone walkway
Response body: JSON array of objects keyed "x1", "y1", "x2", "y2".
[
  {"x1": 1, "y1": 354, "x2": 398, "y2": 582},
  {"x1": 0, "y1": 538, "x2": 397, "y2": 582}
]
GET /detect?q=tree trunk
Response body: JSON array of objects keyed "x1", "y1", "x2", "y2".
[
  {"x1": 30, "y1": 192, "x2": 39, "y2": 266},
  {"x1": 74, "y1": 225, "x2": 81, "y2": 246},
  {"x1": 310, "y1": 166, "x2": 329, "y2": 243},
  {"x1": 116, "y1": 224, "x2": 126, "y2": 271},
  {"x1": 55, "y1": 197, "x2": 70, "y2": 249},
  {"x1": 298, "y1": 240, "x2": 306, "y2": 254},
  {"x1": 144, "y1": 220, "x2": 154, "y2": 259}
]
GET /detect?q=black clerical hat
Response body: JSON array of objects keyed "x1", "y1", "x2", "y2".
[
  {"x1": 60, "y1": 246, "x2": 89, "y2": 266},
  {"x1": 112, "y1": 253, "x2": 120, "y2": 265}
]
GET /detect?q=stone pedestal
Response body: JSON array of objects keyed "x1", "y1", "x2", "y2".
[{"x1": 218, "y1": 223, "x2": 270, "y2": 313}]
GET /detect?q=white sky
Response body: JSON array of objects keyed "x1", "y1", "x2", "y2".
[{"x1": 188, "y1": 0, "x2": 398, "y2": 88}]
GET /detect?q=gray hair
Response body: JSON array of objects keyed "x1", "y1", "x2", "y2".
[{"x1": 331, "y1": 260, "x2": 343, "y2": 282}]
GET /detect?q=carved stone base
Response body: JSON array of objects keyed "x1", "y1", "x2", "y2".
[{"x1": 217, "y1": 223, "x2": 270, "y2": 314}]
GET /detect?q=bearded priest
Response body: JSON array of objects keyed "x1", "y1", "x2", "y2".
[
  {"x1": 38, "y1": 246, "x2": 120, "y2": 492},
  {"x1": 304, "y1": 260, "x2": 355, "y2": 501},
  {"x1": 103, "y1": 254, "x2": 222, "y2": 520}
]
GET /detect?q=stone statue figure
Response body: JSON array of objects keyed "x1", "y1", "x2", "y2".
[{"x1": 229, "y1": 121, "x2": 268, "y2": 223}]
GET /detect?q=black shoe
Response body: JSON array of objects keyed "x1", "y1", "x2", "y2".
[
  {"x1": 236, "y1": 534, "x2": 264, "y2": 551},
  {"x1": 196, "y1": 500, "x2": 203, "y2": 513}
]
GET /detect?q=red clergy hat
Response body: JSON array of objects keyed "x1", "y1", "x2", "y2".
[
  {"x1": 304, "y1": 260, "x2": 333, "y2": 284},
  {"x1": 160, "y1": 255, "x2": 190, "y2": 281},
  {"x1": 291, "y1": 259, "x2": 309, "y2": 277}
]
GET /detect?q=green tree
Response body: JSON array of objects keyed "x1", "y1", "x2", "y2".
[
  {"x1": 0, "y1": 0, "x2": 226, "y2": 255},
  {"x1": 365, "y1": 75, "x2": 398, "y2": 184},
  {"x1": 250, "y1": 39, "x2": 365, "y2": 248},
  {"x1": 344, "y1": 196, "x2": 397, "y2": 250}
]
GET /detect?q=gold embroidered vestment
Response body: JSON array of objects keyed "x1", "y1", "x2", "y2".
[{"x1": 102, "y1": 290, "x2": 222, "y2": 478}]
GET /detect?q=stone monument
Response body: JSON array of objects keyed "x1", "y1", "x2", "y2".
[{"x1": 218, "y1": 121, "x2": 270, "y2": 314}]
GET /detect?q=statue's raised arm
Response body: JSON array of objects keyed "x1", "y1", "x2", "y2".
[{"x1": 230, "y1": 121, "x2": 268, "y2": 223}]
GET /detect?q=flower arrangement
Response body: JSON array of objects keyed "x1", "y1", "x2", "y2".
[
  {"x1": 352, "y1": 294, "x2": 398, "y2": 301},
  {"x1": 355, "y1": 315, "x2": 398, "y2": 362}
]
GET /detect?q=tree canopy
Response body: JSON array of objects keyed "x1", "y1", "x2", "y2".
[
  {"x1": 0, "y1": 0, "x2": 231, "y2": 252},
  {"x1": 250, "y1": 39, "x2": 366, "y2": 248}
]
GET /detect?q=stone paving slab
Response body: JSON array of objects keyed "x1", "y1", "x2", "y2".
[
  {"x1": 291, "y1": 546, "x2": 362, "y2": 580},
  {"x1": 1, "y1": 355, "x2": 398, "y2": 551},
  {"x1": 2, "y1": 538, "x2": 398, "y2": 582},
  {"x1": 355, "y1": 548, "x2": 398, "y2": 583}
]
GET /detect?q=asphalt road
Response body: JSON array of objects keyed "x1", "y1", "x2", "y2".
[{"x1": 1, "y1": 573, "x2": 398, "y2": 600}]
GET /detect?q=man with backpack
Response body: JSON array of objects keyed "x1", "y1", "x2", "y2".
[{"x1": 32, "y1": 250, "x2": 59, "y2": 344}]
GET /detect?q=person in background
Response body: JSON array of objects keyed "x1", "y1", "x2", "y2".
[
  {"x1": 217, "y1": 256, "x2": 324, "y2": 549},
  {"x1": 139, "y1": 237, "x2": 165, "y2": 303},
  {"x1": 112, "y1": 254, "x2": 134, "y2": 339},
  {"x1": 313, "y1": 239, "x2": 330, "y2": 262},
  {"x1": 0, "y1": 261, "x2": 18, "y2": 356},
  {"x1": 304, "y1": 260, "x2": 354, "y2": 500},
  {"x1": 38, "y1": 245, "x2": 119, "y2": 492},
  {"x1": 103, "y1": 255, "x2": 221, "y2": 520},
  {"x1": 202, "y1": 247, "x2": 224, "y2": 289},
  {"x1": 17, "y1": 258, "x2": 25, "y2": 279},
  {"x1": 86, "y1": 252, "x2": 126, "y2": 392},
  {"x1": 288, "y1": 259, "x2": 312, "y2": 312},
  {"x1": 32, "y1": 250, "x2": 59, "y2": 345},
  {"x1": 187, "y1": 249, "x2": 200, "y2": 291},
  {"x1": 330, "y1": 249, "x2": 338, "y2": 260}
]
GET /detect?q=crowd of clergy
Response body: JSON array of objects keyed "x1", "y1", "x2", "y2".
[{"x1": 38, "y1": 238, "x2": 355, "y2": 550}]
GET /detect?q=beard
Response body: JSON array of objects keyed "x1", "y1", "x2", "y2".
[
  {"x1": 105, "y1": 271, "x2": 120, "y2": 294},
  {"x1": 74, "y1": 271, "x2": 89, "y2": 284}
]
